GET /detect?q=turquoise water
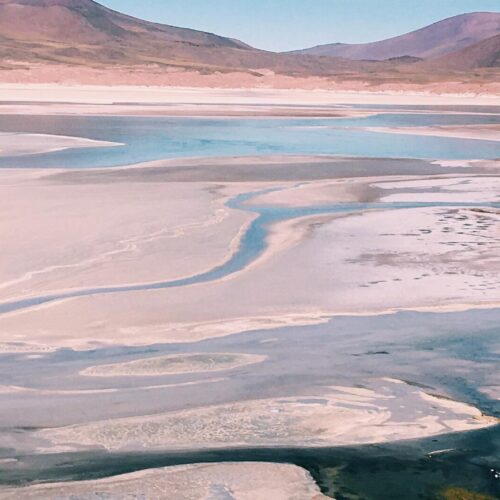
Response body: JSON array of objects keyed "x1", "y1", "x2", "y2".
[{"x1": 0, "y1": 112, "x2": 498, "y2": 169}]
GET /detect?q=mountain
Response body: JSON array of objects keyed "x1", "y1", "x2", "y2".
[
  {"x1": 0, "y1": 0, "x2": 498, "y2": 92},
  {"x1": 0, "y1": 0, "x2": 253, "y2": 64},
  {"x1": 420, "y1": 33, "x2": 500, "y2": 71},
  {"x1": 293, "y1": 12, "x2": 500, "y2": 61},
  {"x1": 0, "y1": 0, "x2": 386, "y2": 76},
  {"x1": 0, "y1": 0, "x2": 250, "y2": 49}
]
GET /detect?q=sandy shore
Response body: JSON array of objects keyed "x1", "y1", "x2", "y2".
[
  {"x1": 0, "y1": 132, "x2": 122, "y2": 157},
  {"x1": 374, "y1": 175, "x2": 500, "y2": 203},
  {"x1": 251, "y1": 174, "x2": 500, "y2": 206},
  {"x1": 0, "y1": 169, "x2": 253, "y2": 303},
  {"x1": 81, "y1": 352, "x2": 267, "y2": 377},
  {"x1": 0, "y1": 101, "x2": 378, "y2": 118},
  {"x1": 366, "y1": 124, "x2": 500, "y2": 142},
  {"x1": 0, "y1": 462, "x2": 327, "y2": 500},
  {"x1": 0, "y1": 84, "x2": 498, "y2": 109}
]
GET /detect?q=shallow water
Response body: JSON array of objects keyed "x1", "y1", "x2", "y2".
[
  {"x1": 0, "y1": 111, "x2": 498, "y2": 169},
  {"x1": 0, "y1": 107, "x2": 499, "y2": 499},
  {"x1": 1, "y1": 308, "x2": 498, "y2": 421},
  {"x1": 0, "y1": 309, "x2": 499, "y2": 498}
]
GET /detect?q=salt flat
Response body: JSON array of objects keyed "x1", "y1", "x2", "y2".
[
  {"x1": 0, "y1": 171, "x2": 251, "y2": 303},
  {"x1": 0, "y1": 155, "x2": 498, "y2": 352},
  {"x1": 34, "y1": 379, "x2": 496, "y2": 453}
]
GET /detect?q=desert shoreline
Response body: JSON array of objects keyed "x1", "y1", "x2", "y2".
[
  {"x1": 365, "y1": 124, "x2": 500, "y2": 142},
  {"x1": 0, "y1": 84, "x2": 499, "y2": 108}
]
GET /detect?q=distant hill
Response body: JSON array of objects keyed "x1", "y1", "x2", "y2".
[
  {"x1": 0, "y1": 0, "x2": 498, "y2": 92},
  {"x1": 0, "y1": 0, "x2": 384, "y2": 75},
  {"x1": 420, "y1": 33, "x2": 500, "y2": 70},
  {"x1": 293, "y1": 12, "x2": 500, "y2": 61},
  {"x1": 0, "y1": 0, "x2": 252, "y2": 64}
]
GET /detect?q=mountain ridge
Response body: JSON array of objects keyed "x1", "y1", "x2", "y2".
[
  {"x1": 0, "y1": 0, "x2": 252, "y2": 49},
  {"x1": 292, "y1": 12, "x2": 500, "y2": 61},
  {"x1": 0, "y1": 0, "x2": 386, "y2": 76},
  {"x1": 419, "y1": 33, "x2": 500, "y2": 70},
  {"x1": 0, "y1": 1, "x2": 498, "y2": 91}
]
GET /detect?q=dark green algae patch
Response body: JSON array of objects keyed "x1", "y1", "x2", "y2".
[{"x1": 310, "y1": 426, "x2": 500, "y2": 499}]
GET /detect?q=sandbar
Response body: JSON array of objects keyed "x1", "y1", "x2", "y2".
[
  {"x1": 365, "y1": 124, "x2": 500, "y2": 142},
  {"x1": 0, "y1": 132, "x2": 122, "y2": 157},
  {"x1": 35, "y1": 379, "x2": 496, "y2": 452},
  {"x1": 81, "y1": 352, "x2": 267, "y2": 377},
  {"x1": 0, "y1": 462, "x2": 327, "y2": 500}
]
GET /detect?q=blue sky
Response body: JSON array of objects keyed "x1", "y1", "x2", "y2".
[{"x1": 101, "y1": 0, "x2": 500, "y2": 51}]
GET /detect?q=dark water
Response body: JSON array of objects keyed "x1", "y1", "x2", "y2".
[
  {"x1": 1, "y1": 308, "x2": 499, "y2": 498},
  {"x1": 0, "y1": 112, "x2": 499, "y2": 169},
  {"x1": 1, "y1": 428, "x2": 499, "y2": 499}
]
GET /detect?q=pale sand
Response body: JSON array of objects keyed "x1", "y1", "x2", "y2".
[
  {"x1": 49, "y1": 199, "x2": 495, "y2": 333},
  {"x1": 0, "y1": 171, "x2": 253, "y2": 302},
  {"x1": 0, "y1": 171, "x2": 499, "y2": 350},
  {"x1": 250, "y1": 206, "x2": 500, "y2": 312},
  {"x1": 373, "y1": 176, "x2": 500, "y2": 203},
  {"x1": 81, "y1": 352, "x2": 267, "y2": 377},
  {"x1": 0, "y1": 84, "x2": 498, "y2": 108},
  {"x1": 0, "y1": 315, "x2": 330, "y2": 353},
  {"x1": 0, "y1": 132, "x2": 122, "y2": 157},
  {"x1": 247, "y1": 173, "x2": 491, "y2": 207},
  {"x1": 0, "y1": 462, "x2": 327, "y2": 500},
  {"x1": 34, "y1": 379, "x2": 496, "y2": 453},
  {"x1": 0, "y1": 378, "x2": 225, "y2": 396},
  {"x1": 365, "y1": 124, "x2": 500, "y2": 142},
  {"x1": 249, "y1": 176, "x2": 384, "y2": 206},
  {"x1": 234, "y1": 170, "x2": 500, "y2": 207},
  {"x1": 0, "y1": 101, "x2": 377, "y2": 119},
  {"x1": 432, "y1": 159, "x2": 500, "y2": 170}
]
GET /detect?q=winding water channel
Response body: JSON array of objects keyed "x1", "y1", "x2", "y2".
[{"x1": 1, "y1": 190, "x2": 499, "y2": 315}]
